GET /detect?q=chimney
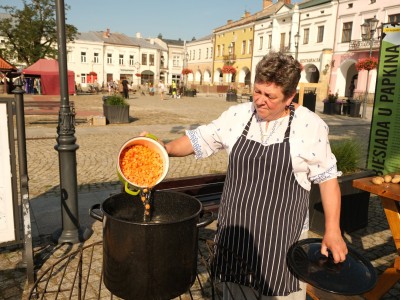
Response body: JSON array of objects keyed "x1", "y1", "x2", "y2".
[
  {"x1": 263, "y1": 0, "x2": 273, "y2": 9},
  {"x1": 244, "y1": 10, "x2": 251, "y2": 18},
  {"x1": 103, "y1": 28, "x2": 111, "y2": 38},
  {"x1": 227, "y1": 19, "x2": 233, "y2": 24},
  {"x1": 283, "y1": 0, "x2": 291, "y2": 4},
  {"x1": 136, "y1": 32, "x2": 142, "y2": 38}
]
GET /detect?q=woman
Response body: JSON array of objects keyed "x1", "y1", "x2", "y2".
[{"x1": 160, "y1": 52, "x2": 348, "y2": 299}]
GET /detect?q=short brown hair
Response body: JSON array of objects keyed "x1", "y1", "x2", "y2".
[{"x1": 254, "y1": 51, "x2": 302, "y2": 98}]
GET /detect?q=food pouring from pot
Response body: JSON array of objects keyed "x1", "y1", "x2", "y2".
[{"x1": 117, "y1": 135, "x2": 169, "y2": 221}]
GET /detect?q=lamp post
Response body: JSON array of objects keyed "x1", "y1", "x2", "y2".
[
  {"x1": 184, "y1": 52, "x2": 189, "y2": 88},
  {"x1": 228, "y1": 43, "x2": 233, "y2": 84},
  {"x1": 294, "y1": 32, "x2": 300, "y2": 60},
  {"x1": 360, "y1": 15, "x2": 379, "y2": 119}
]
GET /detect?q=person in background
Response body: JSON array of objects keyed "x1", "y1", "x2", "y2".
[
  {"x1": 152, "y1": 51, "x2": 348, "y2": 299},
  {"x1": 171, "y1": 80, "x2": 177, "y2": 98},
  {"x1": 121, "y1": 77, "x2": 129, "y2": 99},
  {"x1": 158, "y1": 80, "x2": 166, "y2": 100}
]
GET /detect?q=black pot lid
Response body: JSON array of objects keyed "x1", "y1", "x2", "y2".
[{"x1": 287, "y1": 238, "x2": 377, "y2": 295}]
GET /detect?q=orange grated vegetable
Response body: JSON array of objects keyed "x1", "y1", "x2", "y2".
[{"x1": 119, "y1": 144, "x2": 163, "y2": 187}]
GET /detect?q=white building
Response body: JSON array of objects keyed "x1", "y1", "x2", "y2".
[
  {"x1": 185, "y1": 35, "x2": 213, "y2": 86},
  {"x1": 67, "y1": 29, "x2": 164, "y2": 89}
]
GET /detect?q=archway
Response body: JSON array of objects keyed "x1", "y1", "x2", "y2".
[
  {"x1": 337, "y1": 58, "x2": 357, "y2": 98},
  {"x1": 204, "y1": 70, "x2": 211, "y2": 83},
  {"x1": 304, "y1": 64, "x2": 320, "y2": 83}
]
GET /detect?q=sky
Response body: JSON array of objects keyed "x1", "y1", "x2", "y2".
[{"x1": 1, "y1": 0, "x2": 302, "y2": 41}]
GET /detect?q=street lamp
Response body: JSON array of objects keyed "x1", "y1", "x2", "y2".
[
  {"x1": 294, "y1": 32, "x2": 300, "y2": 60},
  {"x1": 184, "y1": 52, "x2": 189, "y2": 87},
  {"x1": 228, "y1": 43, "x2": 233, "y2": 83},
  {"x1": 360, "y1": 15, "x2": 379, "y2": 119}
]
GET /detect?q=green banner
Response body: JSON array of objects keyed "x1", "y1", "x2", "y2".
[{"x1": 367, "y1": 23, "x2": 400, "y2": 175}]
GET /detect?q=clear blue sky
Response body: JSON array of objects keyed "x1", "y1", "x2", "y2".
[{"x1": 1, "y1": 0, "x2": 302, "y2": 41}]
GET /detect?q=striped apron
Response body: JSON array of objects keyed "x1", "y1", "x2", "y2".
[{"x1": 212, "y1": 105, "x2": 309, "y2": 296}]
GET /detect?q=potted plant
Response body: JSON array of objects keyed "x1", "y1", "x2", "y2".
[
  {"x1": 184, "y1": 88, "x2": 197, "y2": 97},
  {"x1": 226, "y1": 87, "x2": 237, "y2": 102},
  {"x1": 102, "y1": 95, "x2": 130, "y2": 124},
  {"x1": 322, "y1": 92, "x2": 338, "y2": 115},
  {"x1": 309, "y1": 139, "x2": 375, "y2": 235}
]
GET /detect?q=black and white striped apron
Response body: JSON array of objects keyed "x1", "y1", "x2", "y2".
[{"x1": 212, "y1": 105, "x2": 309, "y2": 296}]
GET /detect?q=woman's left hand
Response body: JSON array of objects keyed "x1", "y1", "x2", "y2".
[{"x1": 321, "y1": 229, "x2": 348, "y2": 263}]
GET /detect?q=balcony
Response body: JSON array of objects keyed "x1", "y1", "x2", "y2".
[
  {"x1": 222, "y1": 54, "x2": 236, "y2": 62},
  {"x1": 349, "y1": 39, "x2": 380, "y2": 51}
]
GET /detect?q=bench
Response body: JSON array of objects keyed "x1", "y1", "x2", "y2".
[
  {"x1": 24, "y1": 101, "x2": 75, "y2": 115},
  {"x1": 156, "y1": 173, "x2": 226, "y2": 213}
]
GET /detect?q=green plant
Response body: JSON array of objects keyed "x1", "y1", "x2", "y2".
[
  {"x1": 227, "y1": 88, "x2": 237, "y2": 94},
  {"x1": 331, "y1": 139, "x2": 361, "y2": 174},
  {"x1": 105, "y1": 95, "x2": 128, "y2": 106},
  {"x1": 327, "y1": 92, "x2": 338, "y2": 103}
]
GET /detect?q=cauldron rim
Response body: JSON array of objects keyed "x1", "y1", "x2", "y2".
[{"x1": 100, "y1": 190, "x2": 203, "y2": 225}]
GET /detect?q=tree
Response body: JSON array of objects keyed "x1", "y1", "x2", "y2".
[{"x1": 0, "y1": 0, "x2": 78, "y2": 66}]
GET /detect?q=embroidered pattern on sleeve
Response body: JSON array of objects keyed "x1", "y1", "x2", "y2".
[
  {"x1": 310, "y1": 164, "x2": 342, "y2": 184},
  {"x1": 187, "y1": 129, "x2": 203, "y2": 159}
]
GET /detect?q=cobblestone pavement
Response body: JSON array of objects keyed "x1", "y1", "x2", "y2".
[{"x1": 0, "y1": 92, "x2": 399, "y2": 299}]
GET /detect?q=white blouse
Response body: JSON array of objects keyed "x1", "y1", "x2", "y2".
[{"x1": 186, "y1": 102, "x2": 342, "y2": 191}]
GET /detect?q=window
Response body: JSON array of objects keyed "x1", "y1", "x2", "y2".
[
  {"x1": 280, "y1": 33, "x2": 286, "y2": 51},
  {"x1": 81, "y1": 52, "x2": 86, "y2": 63},
  {"x1": 129, "y1": 55, "x2": 134, "y2": 66},
  {"x1": 317, "y1": 26, "x2": 324, "y2": 43},
  {"x1": 81, "y1": 73, "x2": 86, "y2": 84},
  {"x1": 259, "y1": 36, "x2": 263, "y2": 50},
  {"x1": 248, "y1": 39, "x2": 253, "y2": 54},
  {"x1": 93, "y1": 53, "x2": 99, "y2": 63},
  {"x1": 222, "y1": 44, "x2": 225, "y2": 56},
  {"x1": 149, "y1": 54, "x2": 154, "y2": 66},
  {"x1": 341, "y1": 22, "x2": 352, "y2": 43},
  {"x1": 217, "y1": 45, "x2": 220, "y2": 57},
  {"x1": 268, "y1": 34, "x2": 272, "y2": 49},
  {"x1": 107, "y1": 53, "x2": 112, "y2": 64},
  {"x1": 173, "y1": 55, "x2": 179, "y2": 67},
  {"x1": 241, "y1": 40, "x2": 246, "y2": 54},
  {"x1": 303, "y1": 28, "x2": 309, "y2": 44},
  {"x1": 141, "y1": 53, "x2": 147, "y2": 65},
  {"x1": 210, "y1": 47, "x2": 213, "y2": 59},
  {"x1": 389, "y1": 14, "x2": 400, "y2": 23},
  {"x1": 198, "y1": 49, "x2": 201, "y2": 60},
  {"x1": 119, "y1": 54, "x2": 124, "y2": 65},
  {"x1": 206, "y1": 48, "x2": 209, "y2": 59}
]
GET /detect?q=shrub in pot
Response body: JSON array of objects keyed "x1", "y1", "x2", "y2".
[
  {"x1": 226, "y1": 88, "x2": 237, "y2": 102},
  {"x1": 103, "y1": 95, "x2": 130, "y2": 124},
  {"x1": 309, "y1": 139, "x2": 375, "y2": 235}
]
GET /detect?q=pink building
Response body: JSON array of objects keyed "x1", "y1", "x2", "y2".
[{"x1": 329, "y1": 0, "x2": 400, "y2": 101}]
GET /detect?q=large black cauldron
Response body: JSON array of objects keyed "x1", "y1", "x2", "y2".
[{"x1": 89, "y1": 191, "x2": 211, "y2": 300}]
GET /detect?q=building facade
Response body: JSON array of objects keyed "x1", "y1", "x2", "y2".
[
  {"x1": 329, "y1": 0, "x2": 400, "y2": 100},
  {"x1": 185, "y1": 35, "x2": 213, "y2": 86}
]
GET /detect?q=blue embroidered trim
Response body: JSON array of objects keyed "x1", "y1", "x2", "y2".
[
  {"x1": 311, "y1": 164, "x2": 342, "y2": 183},
  {"x1": 186, "y1": 130, "x2": 203, "y2": 159}
]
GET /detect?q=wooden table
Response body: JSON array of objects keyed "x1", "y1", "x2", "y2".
[{"x1": 352, "y1": 176, "x2": 400, "y2": 299}]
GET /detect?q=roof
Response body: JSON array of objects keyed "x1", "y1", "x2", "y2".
[
  {"x1": 22, "y1": 59, "x2": 74, "y2": 75},
  {"x1": 159, "y1": 38, "x2": 185, "y2": 46},
  {"x1": 299, "y1": 0, "x2": 332, "y2": 9},
  {"x1": 0, "y1": 56, "x2": 17, "y2": 72},
  {"x1": 214, "y1": 1, "x2": 288, "y2": 32},
  {"x1": 76, "y1": 30, "x2": 163, "y2": 50}
]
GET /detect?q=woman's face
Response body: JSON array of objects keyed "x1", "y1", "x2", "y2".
[{"x1": 253, "y1": 82, "x2": 294, "y2": 121}]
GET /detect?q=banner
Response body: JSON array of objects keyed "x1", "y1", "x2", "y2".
[
  {"x1": 367, "y1": 23, "x2": 400, "y2": 175},
  {"x1": 0, "y1": 102, "x2": 16, "y2": 244}
]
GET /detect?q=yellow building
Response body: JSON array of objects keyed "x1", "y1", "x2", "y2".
[{"x1": 213, "y1": 11, "x2": 255, "y2": 92}]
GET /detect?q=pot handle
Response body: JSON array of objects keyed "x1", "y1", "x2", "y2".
[
  {"x1": 197, "y1": 211, "x2": 214, "y2": 228},
  {"x1": 124, "y1": 181, "x2": 140, "y2": 196},
  {"x1": 89, "y1": 203, "x2": 103, "y2": 222}
]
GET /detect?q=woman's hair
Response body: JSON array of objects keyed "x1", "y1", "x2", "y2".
[{"x1": 254, "y1": 51, "x2": 302, "y2": 98}]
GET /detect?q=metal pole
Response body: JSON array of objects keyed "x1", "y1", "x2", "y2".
[
  {"x1": 53, "y1": 0, "x2": 92, "y2": 244},
  {"x1": 13, "y1": 78, "x2": 34, "y2": 284},
  {"x1": 361, "y1": 35, "x2": 374, "y2": 119}
]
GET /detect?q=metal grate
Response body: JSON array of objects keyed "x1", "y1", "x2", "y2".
[{"x1": 29, "y1": 239, "x2": 223, "y2": 300}]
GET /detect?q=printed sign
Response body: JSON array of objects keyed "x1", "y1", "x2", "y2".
[
  {"x1": 367, "y1": 23, "x2": 400, "y2": 175},
  {"x1": 0, "y1": 102, "x2": 15, "y2": 243}
]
